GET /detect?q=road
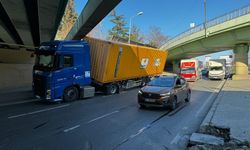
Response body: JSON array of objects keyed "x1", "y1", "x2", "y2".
[{"x1": 0, "y1": 80, "x2": 224, "y2": 150}]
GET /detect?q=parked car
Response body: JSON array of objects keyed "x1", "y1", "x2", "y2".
[{"x1": 138, "y1": 75, "x2": 191, "y2": 110}]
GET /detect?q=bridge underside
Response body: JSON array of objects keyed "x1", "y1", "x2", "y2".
[
  {"x1": 0, "y1": 0, "x2": 68, "y2": 48},
  {"x1": 163, "y1": 11, "x2": 250, "y2": 80}
]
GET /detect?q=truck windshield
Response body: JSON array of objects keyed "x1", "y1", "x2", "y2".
[
  {"x1": 148, "y1": 77, "x2": 175, "y2": 87},
  {"x1": 210, "y1": 67, "x2": 223, "y2": 71},
  {"x1": 181, "y1": 68, "x2": 195, "y2": 74},
  {"x1": 35, "y1": 54, "x2": 55, "y2": 69}
]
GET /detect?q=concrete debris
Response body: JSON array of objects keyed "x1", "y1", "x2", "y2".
[{"x1": 189, "y1": 133, "x2": 224, "y2": 146}]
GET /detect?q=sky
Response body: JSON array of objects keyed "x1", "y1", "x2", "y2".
[{"x1": 74, "y1": 0, "x2": 250, "y2": 61}]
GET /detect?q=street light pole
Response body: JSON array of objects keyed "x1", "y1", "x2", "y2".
[
  {"x1": 128, "y1": 12, "x2": 143, "y2": 44},
  {"x1": 204, "y1": 0, "x2": 207, "y2": 37}
]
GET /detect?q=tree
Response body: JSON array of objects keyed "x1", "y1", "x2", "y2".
[
  {"x1": 108, "y1": 10, "x2": 128, "y2": 40},
  {"x1": 146, "y1": 26, "x2": 169, "y2": 48},
  {"x1": 55, "y1": 0, "x2": 78, "y2": 40},
  {"x1": 130, "y1": 25, "x2": 144, "y2": 43}
]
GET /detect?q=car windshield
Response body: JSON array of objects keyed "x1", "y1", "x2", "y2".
[
  {"x1": 35, "y1": 54, "x2": 55, "y2": 68},
  {"x1": 210, "y1": 66, "x2": 223, "y2": 71},
  {"x1": 148, "y1": 77, "x2": 175, "y2": 87},
  {"x1": 181, "y1": 68, "x2": 195, "y2": 74}
]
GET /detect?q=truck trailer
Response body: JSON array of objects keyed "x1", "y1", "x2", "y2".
[{"x1": 33, "y1": 38, "x2": 167, "y2": 102}]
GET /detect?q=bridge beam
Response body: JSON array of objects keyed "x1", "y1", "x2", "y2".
[{"x1": 232, "y1": 44, "x2": 250, "y2": 80}]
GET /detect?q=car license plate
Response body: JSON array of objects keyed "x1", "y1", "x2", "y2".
[{"x1": 145, "y1": 99, "x2": 155, "y2": 102}]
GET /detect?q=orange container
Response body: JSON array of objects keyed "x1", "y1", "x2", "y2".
[{"x1": 86, "y1": 37, "x2": 168, "y2": 83}]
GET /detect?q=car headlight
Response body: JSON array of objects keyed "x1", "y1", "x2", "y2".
[
  {"x1": 138, "y1": 90, "x2": 143, "y2": 94},
  {"x1": 160, "y1": 92, "x2": 171, "y2": 96}
]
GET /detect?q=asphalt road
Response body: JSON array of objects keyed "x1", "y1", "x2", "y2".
[{"x1": 0, "y1": 80, "x2": 224, "y2": 150}]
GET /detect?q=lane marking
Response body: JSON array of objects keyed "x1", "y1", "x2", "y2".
[
  {"x1": 171, "y1": 133, "x2": 181, "y2": 144},
  {"x1": 0, "y1": 99, "x2": 40, "y2": 107},
  {"x1": 86, "y1": 110, "x2": 119, "y2": 124},
  {"x1": 195, "y1": 80, "x2": 225, "y2": 117},
  {"x1": 129, "y1": 126, "x2": 148, "y2": 138},
  {"x1": 64, "y1": 125, "x2": 81, "y2": 133},
  {"x1": 8, "y1": 104, "x2": 70, "y2": 119}
]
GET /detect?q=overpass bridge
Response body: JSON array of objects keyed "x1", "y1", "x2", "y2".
[
  {"x1": 0, "y1": 0, "x2": 121, "y2": 90},
  {"x1": 160, "y1": 4, "x2": 250, "y2": 80}
]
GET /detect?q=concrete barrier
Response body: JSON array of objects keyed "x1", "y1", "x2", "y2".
[{"x1": 0, "y1": 63, "x2": 33, "y2": 90}]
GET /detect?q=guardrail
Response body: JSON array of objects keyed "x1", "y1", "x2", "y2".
[{"x1": 162, "y1": 4, "x2": 250, "y2": 48}]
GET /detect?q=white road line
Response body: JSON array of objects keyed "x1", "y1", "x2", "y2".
[
  {"x1": 87, "y1": 110, "x2": 119, "y2": 124},
  {"x1": 195, "y1": 81, "x2": 225, "y2": 117},
  {"x1": 171, "y1": 133, "x2": 181, "y2": 145},
  {"x1": 63, "y1": 125, "x2": 80, "y2": 133},
  {"x1": 8, "y1": 104, "x2": 70, "y2": 119},
  {"x1": 129, "y1": 126, "x2": 147, "y2": 138}
]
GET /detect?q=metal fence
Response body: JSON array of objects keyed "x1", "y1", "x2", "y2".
[{"x1": 163, "y1": 4, "x2": 250, "y2": 48}]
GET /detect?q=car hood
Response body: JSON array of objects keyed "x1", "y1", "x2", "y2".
[{"x1": 141, "y1": 86, "x2": 173, "y2": 94}]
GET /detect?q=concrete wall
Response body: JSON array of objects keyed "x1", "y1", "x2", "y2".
[{"x1": 0, "y1": 48, "x2": 34, "y2": 90}]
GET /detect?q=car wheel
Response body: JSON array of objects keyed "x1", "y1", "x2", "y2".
[
  {"x1": 185, "y1": 90, "x2": 191, "y2": 102},
  {"x1": 63, "y1": 86, "x2": 79, "y2": 102},
  {"x1": 139, "y1": 104, "x2": 146, "y2": 109},
  {"x1": 170, "y1": 97, "x2": 177, "y2": 110}
]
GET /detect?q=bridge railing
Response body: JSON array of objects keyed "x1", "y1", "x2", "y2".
[{"x1": 162, "y1": 4, "x2": 250, "y2": 48}]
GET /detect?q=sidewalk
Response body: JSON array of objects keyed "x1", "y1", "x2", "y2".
[
  {"x1": 189, "y1": 79, "x2": 250, "y2": 149},
  {"x1": 0, "y1": 86, "x2": 36, "y2": 106}
]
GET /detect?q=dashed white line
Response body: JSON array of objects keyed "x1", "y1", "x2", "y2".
[
  {"x1": 8, "y1": 104, "x2": 70, "y2": 119},
  {"x1": 64, "y1": 125, "x2": 81, "y2": 132},
  {"x1": 87, "y1": 110, "x2": 119, "y2": 124},
  {"x1": 129, "y1": 126, "x2": 147, "y2": 138},
  {"x1": 171, "y1": 133, "x2": 181, "y2": 145}
]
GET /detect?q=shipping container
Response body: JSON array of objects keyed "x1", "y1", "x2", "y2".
[{"x1": 86, "y1": 37, "x2": 167, "y2": 83}]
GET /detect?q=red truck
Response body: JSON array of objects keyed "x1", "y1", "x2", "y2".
[{"x1": 180, "y1": 59, "x2": 201, "y2": 81}]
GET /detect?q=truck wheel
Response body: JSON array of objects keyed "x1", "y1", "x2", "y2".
[
  {"x1": 170, "y1": 97, "x2": 177, "y2": 110},
  {"x1": 63, "y1": 86, "x2": 79, "y2": 102},
  {"x1": 105, "y1": 84, "x2": 117, "y2": 95}
]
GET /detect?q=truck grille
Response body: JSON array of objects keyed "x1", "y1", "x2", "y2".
[
  {"x1": 142, "y1": 92, "x2": 161, "y2": 99},
  {"x1": 33, "y1": 75, "x2": 46, "y2": 98}
]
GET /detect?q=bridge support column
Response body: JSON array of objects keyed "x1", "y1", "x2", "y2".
[
  {"x1": 172, "y1": 60, "x2": 180, "y2": 74},
  {"x1": 232, "y1": 44, "x2": 249, "y2": 80}
]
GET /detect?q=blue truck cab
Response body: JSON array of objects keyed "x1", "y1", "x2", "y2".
[{"x1": 33, "y1": 40, "x2": 94, "y2": 102}]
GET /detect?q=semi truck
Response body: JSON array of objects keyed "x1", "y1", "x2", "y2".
[
  {"x1": 32, "y1": 38, "x2": 167, "y2": 102},
  {"x1": 180, "y1": 59, "x2": 201, "y2": 81},
  {"x1": 208, "y1": 59, "x2": 226, "y2": 80}
]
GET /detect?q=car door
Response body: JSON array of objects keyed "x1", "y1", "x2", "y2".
[
  {"x1": 180, "y1": 78, "x2": 187, "y2": 100},
  {"x1": 174, "y1": 77, "x2": 183, "y2": 102}
]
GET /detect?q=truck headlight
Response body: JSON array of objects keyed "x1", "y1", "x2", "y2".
[{"x1": 46, "y1": 89, "x2": 51, "y2": 100}]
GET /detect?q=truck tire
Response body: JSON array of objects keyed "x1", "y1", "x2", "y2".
[
  {"x1": 63, "y1": 86, "x2": 79, "y2": 102},
  {"x1": 105, "y1": 84, "x2": 118, "y2": 95}
]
